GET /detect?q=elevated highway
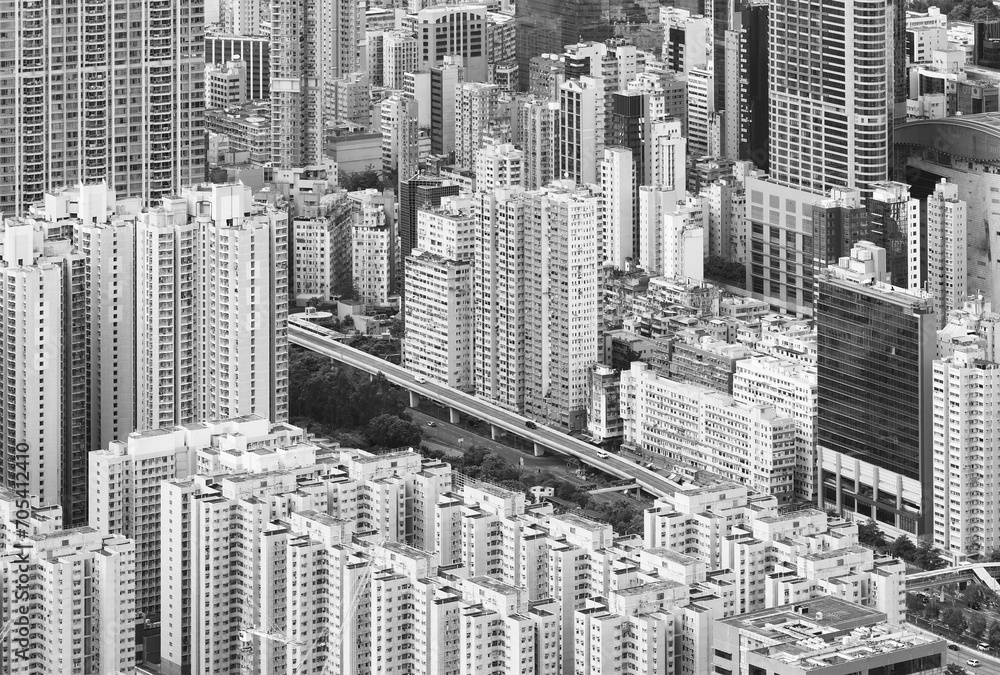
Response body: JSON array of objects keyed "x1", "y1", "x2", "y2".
[{"x1": 289, "y1": 321, "x2": 675, "y2": 499}]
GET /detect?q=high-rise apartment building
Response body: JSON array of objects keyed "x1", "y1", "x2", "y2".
[
  {"x1": 768, "y1": 0, "x2": 892, "y2": 193},
  {"x1": 867, "y1": 181, "x2": 920, "y2": 289},
  {"x1": 0, "y1": 0, "x2": 205, "y2": 214},
  {"x1": 932, "y1": 351, "x2": 1000, "y2": 562},
  {"x1": 927, "y1": 179, "x2": 968, "y2": 326},
  {"x1": 403, "y1": 251, "x2": 474, "y2": 390},
  {"x1": 0, "y1": 224, "x2": 69, "y2": 513},
  {"x1": 524, "y1": 182, "x2": 603, "y2": 431},
  {"x1": 135, "y1": 199, "x2": 199, "y2": 431},
  {"x1": 291, "y1": 191, "x2": 353, "y2": 303},
  {"x1": 817, "y1": 243, "x2": 935, "y2": 535},
  {"x1": 0, "y1": 494, "x2": 136, "y2": 675},
  {"x1": 89, "y1": 416, "x2": 307, "y2": 628},
  {"x1": 193, "y1": 186, "x2": 289, "y2": 425},
  {"x1": 455, "y1": 82, "x2": 502, "y2": 169},
  {"x1": 398, "y1": 175, "x2": 461, "y2": 261},
  {"x1": 515, "y1": 96, "x2": 560, "y2": 190},
  {"x1": 383, "y1": 30, "x2": 419, "y2": 91},
  {"x1": 601, "y1": 148, "x2": 636, "y2": 269},
  {"x1": 475, "y1": 143, "x2": 524, "y2": 193},
  {"x1": 429, "y1": 59, "x2": 463, "y2": 157},
  {"x1": 474, "y1": 188, "x2": 529, "y2": 412},
  {"x1": 559, "y1": 76, "x2": 605, "y2": 185},
  {"x1": 380, "y1": 94, "x2": 420, "y2": 181},
  {"x1": 350, "y1": 189, "x2": 397, "y2": 303},
  {"x1": 269, "y1": 0, "x2": 366, "y2": 167}
]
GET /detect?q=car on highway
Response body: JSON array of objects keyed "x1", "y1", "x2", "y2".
[
  {"x1": 949, "y1": 645, "x2": 960, "y2": 651},
  {"x1": 525, "y1": 421, "x2": 537, "y2": 429},
  {"x1": 978, "y1": 643, "x2": 990, "y2": 651},
  {"x1": 597, "y1": 450, "x2": 608, "y2": 459},
  {"x1": 967, "y1": 660, "x2": 980, "y2": 667},
  {"x1": 414, "y1": 375, "x2": 426, "y2": 383},
  {"x1": 426, "y1": 421, "x2": 437, "y2": 427}
]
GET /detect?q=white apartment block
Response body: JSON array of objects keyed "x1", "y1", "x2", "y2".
[
  {"x1": 350, "y1": 189, "x2": 396, "y2": 304},
  {"x1": 188, "y1": 183, "x2": 289, "y2": 425},
  {"x1": 416, "y1": 196, "x2": 476, "y2": 261},
  {"x1": 136, "y1": 199, "x2": 199, "y2": 431},
  {"x1": 559, "y1": 76, "x2": 605, "y2": 186},
  {"x1": 381, "y1": 94, "x2": 420, "y2": 181},
  {"x1": 64, "y1": 422, "x2": 914, "y2": 675},
  {"x1": 403, "y1": 251, "x2": 474, "y2": 391},
  {"x1": 517, "y1": 97, "x2": 560, "y2": 190},
  {"x1": 0, "y1": 0, "x2": 204, "y2": 214},
  {"x1": 601, "y1": 147, "x2": 635, "y2": 270},
  {"x1": 0, "y1": 224, "x2": 66, "y2": 513},
  {"x1": 524, "y1": 183, "x2": 603, "y2": 431},
  {"x1": 383, "y1": 29, "x2": 418, "y2": 90},
  {"x1": 621, "y1": 361, "x2": 797, "y2": 500},
  {"x1": 474, "y1": 188, "x2": 529, "y2": 412},
  {"x1": 733, "y1": 356, "x2": 819, "y2": 501},
  {"x1": 89, "y1": 416, "x2": 309, "y2": 625},
  {"x1": 686, "y1": 68, "x2": 714, "y2": 158},
  {"x1": 0, "y1": 490, "x2": 136, "y2": 675},
  {"x1": 927, "y1": 178, "x2": 968, "y2": 327},
  {"x1": 638, "y1": 185, "x2": 680, "y2": 274},
  {"x1": 475, "y1": 143, "x2": 524, "y2": 193},
  {"x1": 455, "y1": 82, "x2": 502, "y2": 169},
  {"x1": 932, "y1": 351, "x2": 1000, "y2": 562},
  {"x1": 291, "y1": 192, "x2": 353, "y2": 303},
  {"x1": 205, "y1": 58, "x2": 248, "y2": 109},
  {"x1": 662, "y1": 204, "x2": 706, "y2": 281}
]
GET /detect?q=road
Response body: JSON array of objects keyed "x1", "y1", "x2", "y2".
[
  {"x1": 290, "y1": 324, "x2": 678, "y2": 499},
  {"x1": 907, "y1": 622, "x2": 1000, "y2": 675}
]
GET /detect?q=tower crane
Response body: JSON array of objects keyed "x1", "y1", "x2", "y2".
[{"x1": 241, "y1": 534, "x2": 388, "y2": 675}]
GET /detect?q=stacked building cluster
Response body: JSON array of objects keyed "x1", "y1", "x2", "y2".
[
  {"x1": 1, "y1": 416, "x2": 940, "y2": 675},
  {"x1": 6, "y1": 0, "x2": 1000, "y2": 670}
]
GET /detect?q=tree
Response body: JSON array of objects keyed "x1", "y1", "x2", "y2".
[
  {"x1": 341, "y1": 315, "x2": 354, "y2": 330},
  {"x1": 703, "y1": 255, "x2": 746, "y2": 288},
  {"x1": 890, "y1": 535, "x2": 917, "y2": 560},
  {"x1": 925, "y1": 599, "x2": 942, "y2": 621},
  {"x1": 988, "y1": 549, "x2": 1000, "y2": 563},
  {"x1": 913, "y1": 540, "x2": 948, "y2": 571},
  {"x1": 942, "y1": 607, "x2": 968, "y2": 636},
  {"x1": 339, "y1": 166, "x2": 382, "y2": 192},
  {"x1": 858, "y1": 520, "x2": 887, "y2": 549},
  {"x1": 962, "y1": 584, "x2": 997, "y2": 608},
  {"x1": 969, "y1": 614, "x2": 988, "y2": 639},
  {"x1": 987, "y1": 621, "x2": 1000, "y2": 651},
  {"x1": 905, "y1": 593, "x2": 925, "y2": 615},
  {"x1": 366, "y1": 414, "x2": 422, "y2": 450}
]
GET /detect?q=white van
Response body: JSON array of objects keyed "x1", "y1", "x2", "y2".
[
  {"x1": 414, "y1": 375, "x2": 426, "y2": 383},
  {"x1": 596, "y1": 450, "x2": 608, "y2": 459}
]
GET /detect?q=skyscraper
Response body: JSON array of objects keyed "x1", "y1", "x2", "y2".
[
  {"x1": 817, "y1": 243, "x2": 935, "y2": 535},
  {"x1": 474, "y1": 188, "x2": 529, "y2": 412},
  {"x1": 926, "y1": 179, "x2": 968, "y2": 326},
  {"x1": 524, "y1": 182, "x2": 603, "y2": 431},
  {"x1": 0, "y1": 0, "x2": 205, "y2": 214},
  {"x1": 269, "y1": 0, "x2": 366, "y2": 167},
  {"x1": 768, "y1": 0, "x2": 892, "y2": 193}
]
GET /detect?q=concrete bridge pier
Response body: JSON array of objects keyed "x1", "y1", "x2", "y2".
[
  {"x1": 533, "y1": 442, "x2": 545, "y2": 457},
  {"x1": 409, "y1": 391, "x2": 419, "y2": 408},
  {"x1": 449, "y1": 408, "x2": 460, "y2": 424},
  {"x1": 491, "y1": 424, "x2": 499, "y2": 441}
]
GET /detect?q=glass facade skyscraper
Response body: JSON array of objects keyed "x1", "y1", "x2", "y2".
[{"x1": 817, "y1": 257, "x2": 935, "y2": 535}]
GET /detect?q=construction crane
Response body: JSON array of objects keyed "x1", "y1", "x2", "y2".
[
  {"x1": 240, "y1": 534, "x2": 388, "y2": 675},
  {"x1": 238, "y1": 595, "x2": 306, "y2": 675},
  {"x1": 295, "y1": 535, "x2": 388, "y2": 675}
]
